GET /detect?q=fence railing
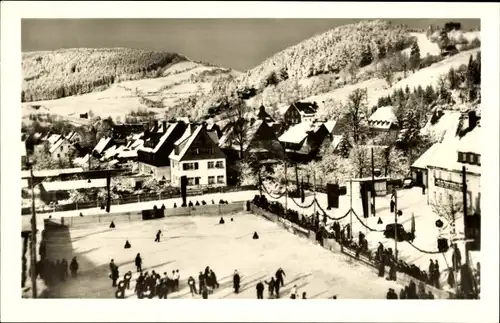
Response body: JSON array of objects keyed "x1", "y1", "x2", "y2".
[{"x1": 21, "y1": 185, "x2": 257, "y2": 215}]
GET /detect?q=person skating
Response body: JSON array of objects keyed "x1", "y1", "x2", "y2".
[
  {"x1": 69, "y1": 257, "x2": 79, "y2": 278},
  {"x1": 275, "y1": 267, "x2": 286, "y2": 287},
  {"x1": 110, "y1": 265, "x2": 119, "y2": 287},
  {"x1": 210, "y1": 269, "x2": 219, "y2": 289},
  {"x1": 61, "y1": 258, "x2": 69, "y2": 281},
  {"x1": 302, "y1": 292, "x2": 307, "y2": 299},
  {"x1": 198, "y1": 271, "x2": 205, "y2": 294},
  {"x1": 155, "y1": 230, "x2": 162, "y2": 242},
  {"x1": 265, "y1": 277, "x2": 275, "y2": 298},
  {"x1": 233, "y1": 270, "x2": 241, "y2": 294},
  {"x1": 274, "y1": 278, "x2": 281, "y2": 298},
  {"x1": 256, "y1": 281, "x2": 265, "y2": 299},
  {"x1": 174, "y1": 269, "x2": 180, "y2": 291},
  {"x1": 433, "y1": 260, "x2": 440, "y2": 288},
  {"x1": 188, "y1": 276, "x2": 197, "y2": 296},
  {"x1": 428, "y1": 260, "x2": 435, "y2": 284},
  {"x1": 135, "y1": 253, "x2": 142, "y2": 272},
  {"x1": 202, "y1": 285, "x2": 208, "y2": 299}
]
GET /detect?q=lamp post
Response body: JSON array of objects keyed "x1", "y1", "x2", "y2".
[{"x1": 30, "y1": 167, "x2": 38, "y2": 298}]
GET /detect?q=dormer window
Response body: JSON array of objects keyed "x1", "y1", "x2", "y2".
[{"x1": 458, "y1": 152, "x2": 464, "y2": 162}]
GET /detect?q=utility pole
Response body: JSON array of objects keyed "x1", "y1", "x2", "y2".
[
  {"x1": 349, "y1": 179, "x2": 353, "y2": 239},
  {"x1": 258, "y1": 166, "x2": 262, "y2": 197},
  {"x1": 284, "y1": 162, "x2": 288, "y2": 215},
  {"x1": 393, "y1": 188, "x2": 398, "y2": 264},
  {"x1": 371, "y1": 147, "x2": 376, "y2": 218},
  {"x1": 30, "y1": 168, "x2": 38, "y2": 298},
  {"x1": 313, "y1": 170, "x2": 317, "y2": 216},
  {"x1": 462, "y1": 166, "x2": 469, "y2": 266}
]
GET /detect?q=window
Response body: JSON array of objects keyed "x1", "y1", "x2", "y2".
[
  {"x1": 195, "y1": 148, "x2": 200, "y2": 155},
  {"x1": 195, "y1": 177, "x2": 200, "y2": 185},
  {"x1": 477, "y1": 154, "x2": 481, "y2": 165},
  {"x1": 216, "y1": 161, "x2": 224, "y2": 169},
  {"x1": 57, "y1": 153, "x2": 60, "y2": 158},
  {"x1": 467, "y1": 153, "x2": 474, "y2": 163},
  {"x1": 208, "y1": 176, "x2": 215, "y2": 184},
  {"x1": 208, "y1": 161, "x2": 215, "y2": 169},
  {"x1": 448, "y1": 172, "x2": 452, "y2": 181},
  {"x1": 183, "y1": 162, "x2": 199, "y2": 171},
  {"x1": 439, "y1": 193, "x2": 443, "y2": 203},
  {"x1": 60, "y1": 146, "x2": 64, "y2": 151},
  {"x1": 187, "y1": 177, "x2": 194, "y2": 186},
  {"x1": 458, "y1": 152, "x2": 464, "y2": 162},
  {"x1": 217, "y1": 175, "x2": 224, "y2": 184}
]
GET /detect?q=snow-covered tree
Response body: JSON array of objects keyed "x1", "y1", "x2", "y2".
[{"x1": 409, "y1": 41, "x2": 421, "y2": 72}]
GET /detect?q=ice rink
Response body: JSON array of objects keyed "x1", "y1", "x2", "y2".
[{"x1": 45, "y1": 212, "x2": 404, "y2": 299}]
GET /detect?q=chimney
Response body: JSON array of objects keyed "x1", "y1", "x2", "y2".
[
  {"x1": 468, "y1": 110, "x2": 478, "y2": 130},
  {"x1": 162, "y1": 121, "x2": 167, "y2": 132}
]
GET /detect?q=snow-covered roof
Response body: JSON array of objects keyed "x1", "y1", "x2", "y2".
[
  {"x1": 41, "y1": 178, "x2": 107, "y2": 192},
  {"x1": 207, "y1": 131, "x2": 219, "y2": 145},
  {"x1": 411, "y1": 143, "x2": 441, "y2": 169},
  {"x1": 458, "y1": 125, "x2": 480, "y2": 154},
  {"x1": 331, "y1": 135, "x2": 343, "y2": 150},
  {"x1": 118, "y1": 148, "x2": 138, "y2": 159},
  {"x1": 94, "y1": 137, "x2": 112, "y2": 154},
  {"x1": 49, "y1": 137, "x2": 68, "y2": 154},
  {"x1": 47, "y1": 134, "x2": 61, "y2": 145},
  {"x1": 73, "y1": 154, "x2": 90, "y2": 167},
  {"x1": 21, "y1": 167, "x2": 84, "y2": 178},
  {"x1": 152, "y1": 123, "x2": 178, "y2": 153},
  {"x1": 421, "y1": 110, "x2": 462, "y2": 143},
  {"x1": 169, "y1": 125, "x2": 203, "y2": 162},
  {"x1": 425, "y1": 125, "x2": 481, "y2": 175},
  {"x1": 368, "y1": 106, "x2": 398, "y2": 129},
  {"x1": 324, "y1": 121, "x2": 337, "y2": 133},
  {"x1": 278, "y1": 122, "x2": 323, "y2": 144}
]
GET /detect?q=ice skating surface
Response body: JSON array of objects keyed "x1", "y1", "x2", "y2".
[{"x1": 46, "y1": 212, "x2": 404, "y2": 299}]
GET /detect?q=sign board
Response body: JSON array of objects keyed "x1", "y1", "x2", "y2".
[{"x1": 434, "y1": 178, "x2": 463, "y2": 192}]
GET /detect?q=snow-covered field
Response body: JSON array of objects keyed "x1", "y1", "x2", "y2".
[{"x1": 45, "y1": 212, "x2": 404, "y2": 299}]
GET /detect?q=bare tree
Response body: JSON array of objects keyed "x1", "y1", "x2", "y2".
[
  {"x1": 349, "y1": 145, "x2": 371, "y2": 178},
  {"x1": 379, "y1": 61, "x2": 394, "y2": 87},
  {"x1": 223, "y1": 92, "x2": 252, "y2": 159},
  {"x1": 432, "y1": 193, "x2": 464, "y2": 237},
  {"x1": 343, "y1": 88, "x2": 369, "y2": 145}
]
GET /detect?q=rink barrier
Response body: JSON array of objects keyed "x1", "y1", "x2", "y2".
[{"x1": 54, "y1": 202, "x2": 247, "y2": 228}]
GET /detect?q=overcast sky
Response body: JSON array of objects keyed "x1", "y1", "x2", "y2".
[{"x1": 22, "y1": 19, "x2": 480, "y2": 71}]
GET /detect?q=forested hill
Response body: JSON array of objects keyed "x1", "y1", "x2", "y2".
[
  {"x1": 22, "y1": 48, "x2": 188, "y2": 102},
  {"x1": 238, "y1": 20, "x2": 413, "y2": 89}
]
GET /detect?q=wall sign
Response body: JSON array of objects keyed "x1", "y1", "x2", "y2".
[{"x1": 434, "y1": 178, "x2": 463, "y2": 192}]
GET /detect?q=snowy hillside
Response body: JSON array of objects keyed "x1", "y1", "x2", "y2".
[
  {"x1": 22, "y1": 61, "x2": 239, "y2": 120},
  {"x1": 302, "y1": 48, "x2": 480, "y2": 108}
]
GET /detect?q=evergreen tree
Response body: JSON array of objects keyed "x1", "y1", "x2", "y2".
[
  {"x1": 359, "y1": 45, "x2": 373, "y2": 67},
  {"x1": 447, "y1": 67, "x2": 460, "y2": 90},
  {"x1": 409, "y1": 41, "x2": 421, "y2": 72}
]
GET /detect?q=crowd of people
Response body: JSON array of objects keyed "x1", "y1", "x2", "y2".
[
  {"x1": 386, "y1": 280, "x2": 436, "y2": 299},
  {"x1": 172, "y1": 199, "x2": 229, "y2": 208},
  {"x1": 35, "y1": 257, "x2": 79, "y2": 287}
]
